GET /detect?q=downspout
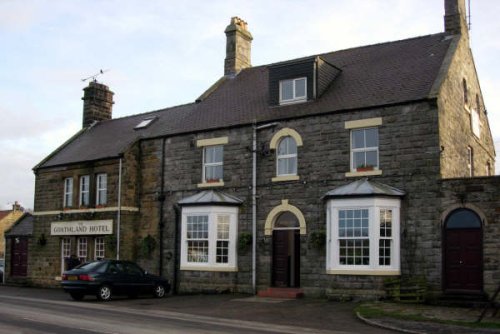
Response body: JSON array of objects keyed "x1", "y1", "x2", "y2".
[
  {"x1": 116, "y1": 158, "x2": 123, "y2": 260},
  {"x1": 158, "y1": 138, "x2": 166, "y2": 276},
  {"x1": 252, "y1": 124, "x2": 257, "y2": 295},
  {"x1": 173, "y1": 204, "x2": 181, "y2": 294}
]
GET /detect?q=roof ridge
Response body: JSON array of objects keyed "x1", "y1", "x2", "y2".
[
  {"x1": 99, "y1": 101, "x2": 198, "y2": 123},
  {"x1": 248, "y1": 32, "x2": 447, "y2": 70}
]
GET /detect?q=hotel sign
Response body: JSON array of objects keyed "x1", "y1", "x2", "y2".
[{"x1": 51, "y1": 220, "x2": 113, "y2": 236}]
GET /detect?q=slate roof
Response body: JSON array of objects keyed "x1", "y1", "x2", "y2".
[
  {"x1": 37, "y1": 33, "x2": 455, "y2": 169},
  {"x1": 0, "y1": 211, "x2": 9, "y2": 221},
  {"x1": 323, "y1": 178, "x2": 406, "y2": 198},
  {"x1": 5, "y1": 213, "x2": 33, "y2": 237},
  {"x1": 178, "y1": 190, "x2": 244, "y2": 206}
]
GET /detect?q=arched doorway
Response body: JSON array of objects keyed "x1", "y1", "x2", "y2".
[
  {"x1": 272, "y1": 212, "x2": 300, "y2": 288},
  {"x1": 443, "y1": 208, "x2": 483, "y2": 292}
]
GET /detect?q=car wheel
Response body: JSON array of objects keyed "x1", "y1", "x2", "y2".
[
  {"x1": 69, "y1": 292, "x2": 84, "y2": 301},
  {"x1": 97, "y1": 285, "x2": 112, "y2": 301},
  {"x1": 154, "y1": 284, "x2": 166, "y2": 298}
]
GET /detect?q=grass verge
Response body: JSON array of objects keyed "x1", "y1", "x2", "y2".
[{"x1": 355, "y1": 302, "x2": 500, "y2": 330}]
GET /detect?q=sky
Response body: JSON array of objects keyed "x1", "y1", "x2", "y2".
[{"x1": 1, "y1": 0, "x2": 499, "y2": 211}]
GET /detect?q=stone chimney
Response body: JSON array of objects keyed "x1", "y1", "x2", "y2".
[
  {"x1": 82, "y1": 81, "x2": 114, "y2": 128},
  {"x1": 444, "y1": 0, "x2": 468, "y2": 36},
  {"x1": 224, "y1": 17, "x2": 253, "y2": 76}
]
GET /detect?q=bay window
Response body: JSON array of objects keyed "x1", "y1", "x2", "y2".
[
  {"x1": 326, "y1": 197, "x2": 400, "y2": 275},
  {"x1": 181, "y1": 205, "x2": 238, "y2": 271}
]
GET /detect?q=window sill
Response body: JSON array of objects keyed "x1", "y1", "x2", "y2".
[
  {"x1": 345, "y1": 169, "x2": 383, "y2": 177},
  {"x1": 279, "y1": 98, "x2": 307, "y2": 106},
  {"x1": 327, "y1": 269, "x2": 400, "y2": 276},
  {"x1": 272, "y1": 175, "x2": 300, "y2": 182},
  {"x1": 180, "y1": 265, "x2": 238, "y2": 272},
  {"x1": 197, "y1": 181, "x2": 224, "y2": 188}
]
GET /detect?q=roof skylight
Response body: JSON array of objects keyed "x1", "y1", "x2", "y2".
[{"x1": 134, "y1": 117, "x2": 156, "y2": 130}]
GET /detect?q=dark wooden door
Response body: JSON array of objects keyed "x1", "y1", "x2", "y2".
[
  {"x1": 444, "y1": 228, "x2": 482, "y2": 291},
  {"x1": 11, "y1": 238, "x2": 28, "y2": 277},
  {"x1": 272, "y1": 230, "x2": 300, "y2": 287}
]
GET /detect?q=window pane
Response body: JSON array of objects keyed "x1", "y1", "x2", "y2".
[
  {"x1": 379, "y1": 239, "x2": 391, "y2": 266},
  {"x1": 217, "y1": 215, "x2": 230, "y2": 239},
  {"x1": 216, "y1": 241, "x2": 229, "y2": 263},
  {"x1": 187, "y1": 241, "x2": 208, "y2": 263},
  {"x1": 275, "y1": 212, "x2": 299, "y2": 228},
  {"x1": 187, "y1": 216, "x2": 208, "y2": 239},
  {"x1": 366, "y1": 150, "x2": 378, "y2": 167},
  {"x1": 352, "y1": 130, "x2": 365, "y2": 149},
  {"x1": 295, "y1": 78, "x2": 306, "y2": 98},
  {"x1": 281, "y1": 80, "x2": 293, "y2": 100},
  {"x1": 365, "y1": 128, "x2": 378, "y2": 147},
  {"x1": 278, "y1": 137, "x2": 296, "y2": 155}
]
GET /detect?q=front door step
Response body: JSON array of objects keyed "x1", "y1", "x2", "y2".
[{"x1": 257, "y1": 287, "x2": 304, "y2": 299}]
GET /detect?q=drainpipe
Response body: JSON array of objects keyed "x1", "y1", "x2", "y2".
[
  {"x1": 252, "y1": 122, "x2": 278, "y2": 295},
  {"x1": 173, "y1": 204, "x2": 181, "y2": 294},
  {"x1": 158, "y1": 138, "x2": 166, "y2": 276},
  {"x1": 116, "y1": 158, "x2": 122, "y2": 260}
]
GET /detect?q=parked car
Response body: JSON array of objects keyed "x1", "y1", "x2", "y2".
[
  {"x1": 61, "y1": 259, "x2": 170, "y2": 301},
  {"x1": 0, "y1": 258, "x2": 4, "y2": 282}
]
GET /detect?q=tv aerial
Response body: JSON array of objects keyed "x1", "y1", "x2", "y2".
[{"x1": 81, "y1": 69, "x2": 110, "y2": 83}]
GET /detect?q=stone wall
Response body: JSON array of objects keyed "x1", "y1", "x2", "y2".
[
  {"x1": 27, "y1": 152, "x2": 142, "y2": 286},
  {"x1": 439, "y1": 176, "x2": 500, "y2": 297},
  {"x1": 143, "y1": 100, "x2": 447, "y2": 297},
  {"x1": 437, "y1": 34, "x2": 496, "y2": 178}
]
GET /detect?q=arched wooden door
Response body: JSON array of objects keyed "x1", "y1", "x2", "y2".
[{"x1": 443, "y1": 208, "x2": 482, "y2": 292}]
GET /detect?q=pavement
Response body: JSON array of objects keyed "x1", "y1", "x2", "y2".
[{"x1": 0, "y1": 285, "x2": 499, "y2": 333}]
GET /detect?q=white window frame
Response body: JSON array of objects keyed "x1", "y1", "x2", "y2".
[
  {"x1": 63, "y1": 178, "x2": 73, "y2": 208},
  {"x1": 467, "y1": 146, "x2": 474, "y2": 177},
  {"x1": 94, "y1": 237, "x2": 105, "y2": 260},
  {"x1": 79, "y1": 175, "x2": 90, "y2": 207},
  {"x1": 77, "y1": 237, "x2": 88, "y2": 263},
  {"x1": 276, "y1": 136, "x2": 298, "y2": 176},
  {"x1": 61, "y1": 238, "x2": 71, "y2": 273},
  {"x1": 96, "y1": 173, "x2": 107, "y2": 206},
  {"x1": 202, "y1": 145, "x2": 223, "y2": 183},
  {"x1": 350, "y1": 127, "x2": 379, "y2": 172},
  {"x1": 279, "y1": 77, "x2": 307, "y2": 104},
  {"x1": 326, "y1": 197, "x2": 400, "y2": 275},
  {"x1": 180, "y1": 205, "x2": 238, "y2": 271}
]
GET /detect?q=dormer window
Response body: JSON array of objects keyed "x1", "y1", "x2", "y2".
[
  {"x1": 269, "y1": 56, "x2": 340, "y2": 106},
  {"x1": 280, "y1": 78, "x2": 306, "y2": 104}
]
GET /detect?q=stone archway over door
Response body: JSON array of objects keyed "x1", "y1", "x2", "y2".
[{"x1": 444, "y1": 208, "x2": 483, "y2": 292}]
